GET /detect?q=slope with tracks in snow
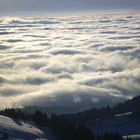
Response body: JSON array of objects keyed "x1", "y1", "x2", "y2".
[{"x1": 0, "y1": 115, "x2": 57, "y2": 140}]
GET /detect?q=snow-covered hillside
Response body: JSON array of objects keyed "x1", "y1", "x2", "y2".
[
  {"x1": 0, "y1": 115, "x2": 57, "y2": 140},
  {"x1": 87, "y1": 112, "x2": 140, "y2": 140},
  {"x1": 123, "y1": 134, "x2": 140, "y2": 140}
]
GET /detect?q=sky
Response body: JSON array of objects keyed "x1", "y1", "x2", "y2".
[{"x1": 0, "y1": 0, "x2": 140, "y2": 14}]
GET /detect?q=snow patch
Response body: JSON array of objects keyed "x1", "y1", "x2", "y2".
[{"x1": 0, "y1": 115, "x2": 56, "y2": 140}]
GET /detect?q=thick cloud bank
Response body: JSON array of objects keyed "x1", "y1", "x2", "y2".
[{"x1": 0, "y1": 13, "x2": 140, "y2": 110}]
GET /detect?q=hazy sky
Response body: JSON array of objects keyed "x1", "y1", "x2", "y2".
[{"x1": 0, "y1": 0, "x2": 140, "y2": 14}]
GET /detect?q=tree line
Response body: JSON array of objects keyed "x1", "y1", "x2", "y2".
[
  {"x1": 65, "y1": 95, "x2": 140, "y2": 123},
  {"x1": 0, "y1": 108, "x2": 130, "y2": 140}
]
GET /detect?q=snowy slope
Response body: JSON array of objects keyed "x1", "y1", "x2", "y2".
[
  {"x1": 87, "y1": 112, "x2": 140, "y2": 140},
  {"x1": 123, "y1": 134, "x2": 140, "y2": 140},
  {"x1": 0, "y1": 115, "x2": 57, "y2": 140}
]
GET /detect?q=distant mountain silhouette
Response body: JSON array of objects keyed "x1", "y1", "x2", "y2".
[
  {"x1": 23, "y1": 106, "x2": 80, "y2": 116},
  {"x1": 64, "y1": 95, "x2": 140, "y2": 123}
]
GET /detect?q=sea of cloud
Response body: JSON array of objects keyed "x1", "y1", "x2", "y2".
[{"x1": 0, "y1": 13, "x2": 140, "y2": 110}]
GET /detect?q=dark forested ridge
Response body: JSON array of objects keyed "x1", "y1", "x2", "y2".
[
  {"x1": 0, "y1": 95, "x2": 139, "y2": 140},
  {"x1": 0, "y1": 108, "x2": 129, "y2": 140},
  {"x1": 64, "y1": 95, "x2": 140, "y2": 123}
]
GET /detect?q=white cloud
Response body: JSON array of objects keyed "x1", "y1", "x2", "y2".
[{"x1": 0, "y1": 13, "x2": 140, "y2": 110}]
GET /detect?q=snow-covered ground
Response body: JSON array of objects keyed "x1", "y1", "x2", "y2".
[
  {"x1": 123, "y1": 134, "x2": 140, "y2": 140},
  {"x1": 0, "y1": 115, "x2": 57, "y2": 140},
  {"x1": 87, "y1": 112, "x2": 140, "y2": 140}
]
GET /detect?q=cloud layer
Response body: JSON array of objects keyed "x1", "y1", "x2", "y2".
[{"x1": 0, "y1": 13, "x2": 140, "y2": 110}]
